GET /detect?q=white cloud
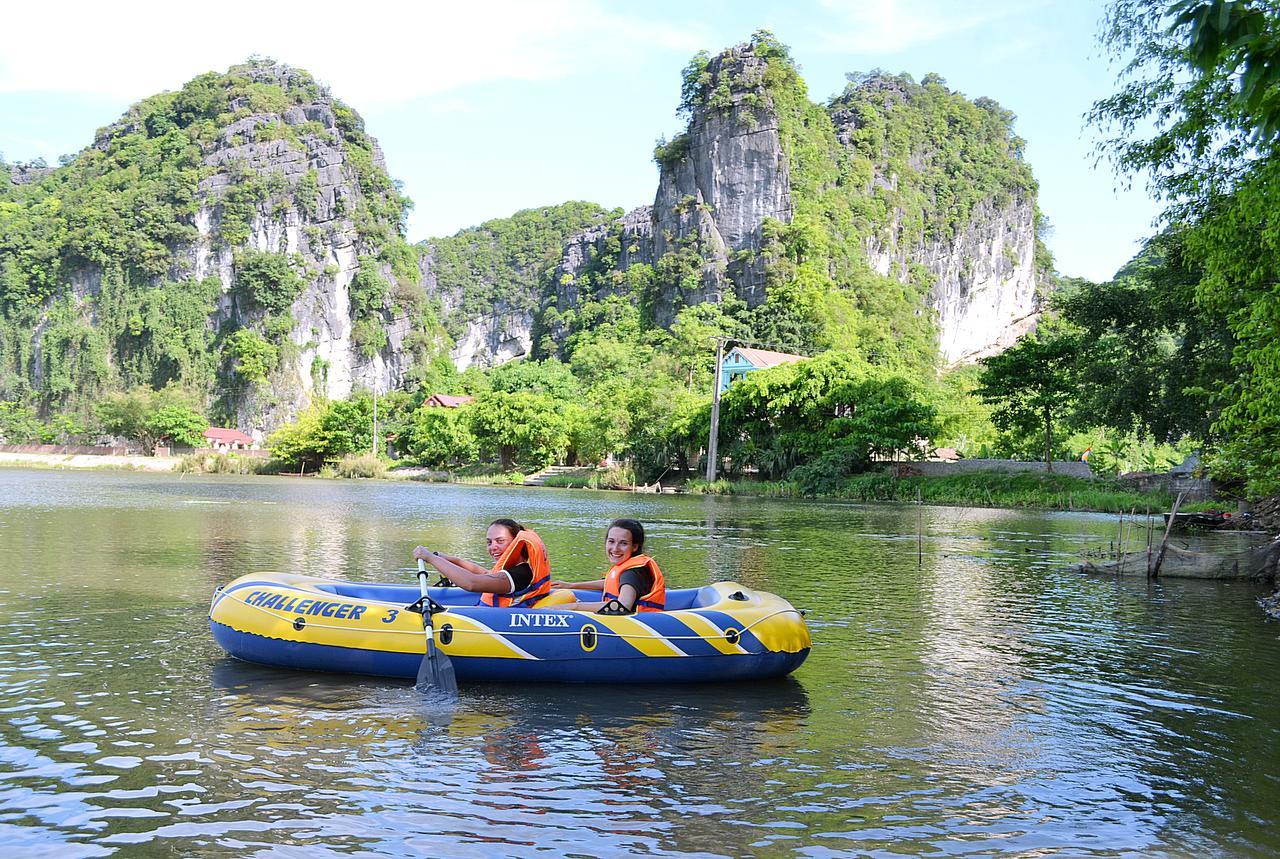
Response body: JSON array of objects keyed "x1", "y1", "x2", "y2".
[
  {"x1": 0, "y1": 0, "x2": 703, "y2": 106},
  {"x1": 811, "y1": 0, "x2": 1038, "y2": 54}
]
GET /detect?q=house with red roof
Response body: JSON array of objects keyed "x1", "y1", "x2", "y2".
[
  {"x1": 204, "y1": 427, "x2": 257, "y2": 451},
  {"x1": 424, "y1": 394, "x2": 475, "y2": 408}
]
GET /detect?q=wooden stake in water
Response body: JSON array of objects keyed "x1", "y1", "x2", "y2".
[
  {"x1": 1152, "y1": 506, "x2": 1162, "y2": 573},
  {"x1": 1116, "y1": 509, "x2": 1125, "y2": 574},
  {"x1": 1152, "y1": 491, "x2": 1187, "y2": 579},
  {"x1": 916, "y1": 487, "x2": 923, "y2": 568}
]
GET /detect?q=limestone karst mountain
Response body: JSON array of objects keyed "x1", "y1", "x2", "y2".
[{"x1": 1, "y1": 35, "x2": 1050, "y2": 435}]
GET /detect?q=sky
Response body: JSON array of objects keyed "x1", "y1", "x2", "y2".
[{"x1": 0, "y1": 0, "x2": 1160, "y2": 282}]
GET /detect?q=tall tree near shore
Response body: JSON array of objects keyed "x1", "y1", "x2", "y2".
[
  {"x1": 1091, "y1": 0, "x2": 1280, "y2": 495},
  {"x1": 976, "y1": 321, "x2": 1081, "y2": 471}
]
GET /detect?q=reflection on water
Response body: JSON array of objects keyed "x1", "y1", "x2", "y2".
[{"x1": 0, "y1": 470, "x2": 1277, "y2": 856}]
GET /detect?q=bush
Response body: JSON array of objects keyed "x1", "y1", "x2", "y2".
[
  {"x1": 233, "y1": 249, "x2": 304, "y2": 313},
  {"x1": 224, "y1": 328, "x2": 279, "y2": 382},
  {"x1": 333, "y1": 453, "x2": 386, "y2": 479},
  {"x1": 788, "y1": 445, "x2": 871, "y2": 494},
  {"x1": 178, "y1": 452, "x2": 262, "y2": 474}
]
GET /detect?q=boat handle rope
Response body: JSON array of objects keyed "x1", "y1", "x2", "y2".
[{"x1": 213, "y1": 588, "x2": 803, "y2": 641}]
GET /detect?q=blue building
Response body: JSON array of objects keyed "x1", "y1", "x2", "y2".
[{"x1": 719, "y1": 346, "x2": 807, "y2": 394}]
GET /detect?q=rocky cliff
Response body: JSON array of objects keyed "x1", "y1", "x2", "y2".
[
  {"x1": 535, "y1": 36, "x2": 1046, "y2": 365},
  {"x1": 650, "y1": 47, "x2": 792, "y2": 314},
  {"x1": 1, "y1": 38, "x2": 1052, "y2": 435},
  {"x1": 0, "y1": 60, "x2": 434, "y2": 435}
]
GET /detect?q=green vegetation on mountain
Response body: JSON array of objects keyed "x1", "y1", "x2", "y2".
[
  {"x1": 0, "y1": 57, "x2": 426, "y2": 433},
  {"x1": 427, "y1": 202, "x2": 618, "y2": 340}
]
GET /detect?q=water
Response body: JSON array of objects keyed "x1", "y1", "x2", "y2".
[{"x1": 0, "y1": 469, "x2": 1277, "y2": 856}]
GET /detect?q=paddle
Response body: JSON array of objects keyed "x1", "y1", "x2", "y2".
[{"x1": 412, "y1": 558, "x2": 458, "y2": 695}]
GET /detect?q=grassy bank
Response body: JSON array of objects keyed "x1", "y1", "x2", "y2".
[{"x1": 686, "y1": 471, "x2": 1200, "y2": 514}]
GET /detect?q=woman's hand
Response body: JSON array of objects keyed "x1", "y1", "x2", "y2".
[{"x1": 412, "y1": 546, "x2": 436, "y2": 562}]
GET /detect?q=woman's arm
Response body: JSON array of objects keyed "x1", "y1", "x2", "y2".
[
  {"x1": 436, "y1": 553, "x2": 490, "y2": 576},
  {"x1": 548, "y1": 579, "x2": 605, "y2": 591},
  {"x1": 561, "y1": 583, "x2": 639, "y2": 613},
  {"x1": 413, "y1": 547, "x2": 511, "y2": 594}
]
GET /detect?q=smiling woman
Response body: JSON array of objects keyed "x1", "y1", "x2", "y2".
[{"x1": 552, "y1": 518, "x2": 667, "y2": 613}]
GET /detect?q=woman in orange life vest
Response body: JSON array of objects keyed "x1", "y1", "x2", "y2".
[
  {"x1": 412, "y1": 518, "x2": 552, "y2": 608},
  {"x1": 553, "y1": 518, "x2": 665, "y2": 613}
]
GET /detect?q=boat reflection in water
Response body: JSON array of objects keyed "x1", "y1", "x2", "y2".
[{"x1": 208, "y1": 658, "x2": 811, "y2": 852}]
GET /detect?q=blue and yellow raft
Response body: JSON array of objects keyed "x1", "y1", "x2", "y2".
[{"x1": 209, "y1": 573, "x2": 810, "y2": 683}]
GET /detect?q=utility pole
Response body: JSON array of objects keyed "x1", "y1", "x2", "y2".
[{"x1": 706, "y1": 339, "x2": 728, "y2": 483}]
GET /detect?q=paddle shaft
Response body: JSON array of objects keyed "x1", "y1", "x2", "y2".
[{"x1": 417, "y1": 559, "x2": 437, "y2": 657}]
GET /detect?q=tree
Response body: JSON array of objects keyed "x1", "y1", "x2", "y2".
[
  {"x1": 468, "y1": 392, "x2": 570, "y2": 470},
  {"x1": 487, "y1": 359, "x2": 581, "y2": 399},
  {"x1": 1052, "y1": 232, "x2": 1234, "y2": 443},
  {"x1": 0, "y1": 400, "x2": 43, "y2": 443},
  {"x1": 267, "y1": 405, "x2": 325, "y2": 470},
  {"x1": 1092, "y1": 0, "x2": 1280, "y2": 494},
  {"x1": 148, "y1": 404, "x2": 209, "y2": 448},
  {"x1": 976, "y1": 320, "x2": 1082, "y2": 469},
  {"x1": 405, "y1": 405, "x2": 478, "y2": 467},
  {"x1": 95, "y1": 386, "x2": 208, "y2": 452},
  {"x1": 1091, "y1": 0, "x2": 1280, "y2": 209}
]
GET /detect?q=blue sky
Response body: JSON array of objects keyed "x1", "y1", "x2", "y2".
[{"x1": 0, "y1": 0, "x2": 1158, "y2": 282}]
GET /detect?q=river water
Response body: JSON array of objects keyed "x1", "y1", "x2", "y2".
[{"x1": 0, "y1": 469, "x2": 1276, "y2": 856}]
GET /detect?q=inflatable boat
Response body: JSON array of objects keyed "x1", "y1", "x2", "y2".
[{"x1": 209, "y1": 573, "x2": 810, "y2": 684}]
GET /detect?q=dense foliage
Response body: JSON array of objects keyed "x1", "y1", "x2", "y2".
[
  {"x1": 1082, "y1": 0, "x2": 1280, "y2": 496},
  {"x1": 94, "y1": 385, "x2": 208, "y2": 450}
]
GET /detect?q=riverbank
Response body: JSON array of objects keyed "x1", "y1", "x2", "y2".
[
  {"x1": 0, "y1": 450, "x2": 181, "y2": 471},
  {"x1": 685, "y1": 471, "x2": 1213, "y2": 515},
  {"x1": 0, "y1": 451, "x2": 1232, "y2": 516}
]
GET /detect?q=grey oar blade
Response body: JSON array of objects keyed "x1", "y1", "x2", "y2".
[
  {"x1": 414, "y1": 644, "x2": 458, "y2": 695},
  {"x1": 412, "y1": 559, "x2": 458, "y2": 697}
]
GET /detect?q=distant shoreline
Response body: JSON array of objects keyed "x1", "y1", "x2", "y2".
[
  {"x1": 0, "y1": 453, "x2": 1227, "y2": 519},
  {"x1": 0, "y1": 451, "x2": 180, "y2": 471}
]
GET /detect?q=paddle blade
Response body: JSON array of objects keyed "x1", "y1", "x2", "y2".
[{"x1": 414, "y1": 647, "x2": 458, "y2": 696}]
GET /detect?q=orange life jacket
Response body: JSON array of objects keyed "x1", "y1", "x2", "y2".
[
  {"x1": 602, "y1": 553, "x2": 666, "y2": 612},
  {"x1": 481, "y1": 529, "x2": 552, "y2": 608}
]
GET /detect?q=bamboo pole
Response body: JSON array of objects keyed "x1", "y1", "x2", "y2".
[
  {"x1": 916, "y1": 487, "x2": 923, "y2": 568},
  {"x1": 1151, "y1": 491, "x2": 1187, "y2": 579},
  {"x1": 1116, "y1": 509, "x2": 1126, "y2": 574}
]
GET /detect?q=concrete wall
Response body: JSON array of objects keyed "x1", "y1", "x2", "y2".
[
  {"x1": 0, "y1": 443, "x2": 130, "y2": 456},
  {"x1": 901, "y1": 459, "x2": 1095, "y2": 478},
  {"x1": 1118, "y1": 472, "x2": 1217, "y2": 501}
]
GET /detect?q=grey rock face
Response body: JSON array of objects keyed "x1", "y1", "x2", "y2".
[
  {"x1": 36, "y1": 61, "x2": 416, "y2": 435},
  {"x1": 545, "y1": 49, "x2": 1040, "y2": 363},
  {"x1": 652, "y1": 47, "x2": 791, "y2": 320},
  {"x1": 863, "y1": 196, "x2": 1041, "y2": 364},
  {"x1": 6, "y1": 163, "x2": 54, "y2": 186},
  {"x1": 417, "y1": 245, "x2": 534, "y2": 371}
]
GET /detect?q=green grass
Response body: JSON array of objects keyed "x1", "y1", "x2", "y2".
[
  {"x1": 686, "y1": 471, "x2": 1184, "y2": 513},
  {"x1": 177, "y1": 452, "x2": 266, "y2": 474},
  {"x1": 686, "y1": 478, "x2": 800, "y2": 497},
  {"x1": 331, "y1": 453, "x2": 388, "y2": 479},
  {"x1": 540, "y1": 465, "x2": 636, "y2": 490}
]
